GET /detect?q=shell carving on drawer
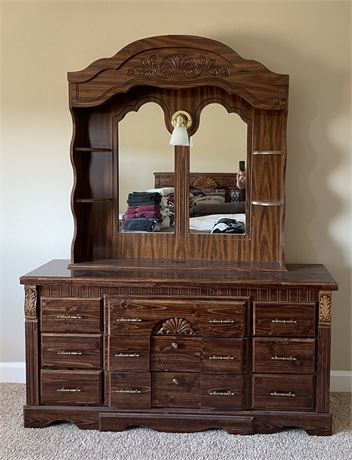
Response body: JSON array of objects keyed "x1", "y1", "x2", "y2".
[{"x1": 156, "y1": 318, "x2": 195, "y2": 335}]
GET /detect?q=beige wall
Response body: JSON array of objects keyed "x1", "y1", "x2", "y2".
[{"x1": 1, "y1": 1, "x2": 351, "y2": 371}]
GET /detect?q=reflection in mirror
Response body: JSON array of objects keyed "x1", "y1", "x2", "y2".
[
  {"x1": 118, "y1": 103, "x2": 175, "y2": 233},
  {"x1": 189, "y1": 103, "x2": 247, "y2": 235}
]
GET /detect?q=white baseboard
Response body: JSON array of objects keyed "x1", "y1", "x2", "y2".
[{"x1": 0, "y1": 363, "x2": 351, "y2": 391}]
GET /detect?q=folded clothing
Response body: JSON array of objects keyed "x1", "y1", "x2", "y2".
[
  {"x1": 124, "y1": 205, "x2": 161, "y2": 220},
  {"x1": 122, "y1": 218, "x2": 157, "y2": 232},
  {"x1": 211, "y1": 217, "x2": 245, "y2": 234},
  {"x1": 190, "y1": 201, "x2": 245, "y2": 217},
  {"x1": 127, "y1": 192, "x2": 161, "y2": 206}
]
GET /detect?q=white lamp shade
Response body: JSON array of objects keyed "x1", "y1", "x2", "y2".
[{"x1": 170, "y1": 126, "x2": 189, "y2": 146}]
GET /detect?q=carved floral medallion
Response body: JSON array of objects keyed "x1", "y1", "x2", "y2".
[
  {"x1": 156, "y1": 317, "x2": 195, "y2": 335},
  {"x1": 192, "y1": 177, "x2": 219, "y2": 188},
  {"x1": 319, "y1": 293, "x2": 332, "y2": 324},
  {"x1": 24, "y1": 286, "x2": 37, "y2": 319}
]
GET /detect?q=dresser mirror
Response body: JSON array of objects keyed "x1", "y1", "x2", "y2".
[{"x1": 189, "y1": 103, "x2": 247, "y2": 234}]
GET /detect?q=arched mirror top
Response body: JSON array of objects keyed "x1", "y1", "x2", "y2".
[{"x1": 68, "y1": 35, "x2": 289, "y2": 110}]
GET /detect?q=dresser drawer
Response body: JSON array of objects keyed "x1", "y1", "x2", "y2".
[
  {"x1": 253, "y1": 338, "x2": 315, "y2": 374},
  {"x1": 151, "y1": 336, "x2": 201, "y2": 372},
  {"x1": 108, "y1": 298, "x2": 196, "y2": 336},
  {"x1": 41, "y1": 334, "x2": 102, "y2": 369},
  {"x1": 41, "y1": 298, "x2": 102, "y2": 333},
  {"x1": 253, "y1": 303, "x2": 315, "y2": 337},
  {"x1": 201, "y1": 374, "x2": 244, "y2": 410},
  {"x1": 109, "y1": 337, "x2": 150, "y2": 371},
  {"x1": 252, "y1": 375, "x2": 315, "y2": 411},
  {"x1": 41, "y1": 370, "x2": 102, "y2": 405},
  {"x1": 197, "y1": 301, "x2": 246, "y2": 337},
  {"x1": 201, "y1": 338, "x2": 247, "y2": 374},
  {"x1": 152, "y1": 372, "x2": 200, "y2": 408},
  {"x1": 109, "y1": 372, "x2": 151, "y2": 409}
]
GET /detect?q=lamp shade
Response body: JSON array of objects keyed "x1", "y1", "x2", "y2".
[{"x1": 170, "y1": 126, "x2": 190, "y2": 146}]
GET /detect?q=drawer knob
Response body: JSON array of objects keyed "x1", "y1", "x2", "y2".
[
  {"x1": 270, "y1": 391, "x2": 296, "y2": 397},
  {"x1": 270, "y1": 355, "x2": 297, "y2": 361},
  {"x1": 209, "y1": 390, "x2": 235, "y2": 396},
  {"x1": 115, "y1": 318, "x2": 142, "y2": 323},
  {"x1": 208, "y1": 355, "x2": 235, "y2": 360},
  {"x1": 57, "y1": 314, "x2": 82, "y2": 320},
  {"x1": 114, "y1": 353, "x2": 140, "y2": 358},
  {"x1": 208, "y1": 319, "x2": 234, "y2": 324},
  {"x1": 57, "y1": 387, "x2": 81, "y2": 393},
  {"x1": 271, "y1": 319, "x2": 297, "y2": 324},
  {"x1": 112, "y1": 388, "x2": 142, "y2": 394},
  {"x1": 171, "y1": 342, "x2": 178, "y2": 349},
  {"x1": 172, "y1": 378, "x2": 179, "y2": 385},
  {"x1": 57, "y1": 351, "x2": 83, "y2": 356}
]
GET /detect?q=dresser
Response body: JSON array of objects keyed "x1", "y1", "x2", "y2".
[
  {"x1": 21, "y1": 260, "x2": 337, "y2": 435},
  {"x1": 21, "y1": 35, "x2": 337, "y2": 435}
]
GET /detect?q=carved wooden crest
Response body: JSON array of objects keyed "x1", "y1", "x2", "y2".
[
  {"x1": 24, "y1": 286, "x2": 37, "y2": 319},
  {"x1": 319, "y1": 293, "x2": 332, "y2": 324},
  {"x1": 156, "y1": 318, "x2": 195, "y2": 335},
  {"x1": 192, "y1": 176, "x2": 219, "y2": 188},
  {"x1": 128, "y1": 54, "x2": 230, "y2": 79}
]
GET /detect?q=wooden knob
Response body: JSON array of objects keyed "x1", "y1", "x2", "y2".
[
  {"x1": 172, "y1": 378, "x2": 179, "y2": 385},
  {"x1": 171, "y1": 342, "x2": 178, "y2": 349}
]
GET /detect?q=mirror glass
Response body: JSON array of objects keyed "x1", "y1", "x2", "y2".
[
  {"x1": 118, "y1": 102, "x2": 175, "y2": 233},
  {"x1": 189, "y1": 103, "x2": 247, "y2": 235}
]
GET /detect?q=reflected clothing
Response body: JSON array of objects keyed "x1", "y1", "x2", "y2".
[
  {"x1": 124, "y1": 205, "x2": 161, "y2": 220},
  {"x1": 127, "y1": 192, "x2": 161, "y2": 206},
  {"x1": 122, "y1": 218, "x2": 157, "y2": 232},
  {"x1": 211, "y1": 218, "x2": 245, "y2": 234}
]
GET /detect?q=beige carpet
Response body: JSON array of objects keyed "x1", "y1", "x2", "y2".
[{"x1": 0, "y1": 384, "x2": 351, "y2": 460}]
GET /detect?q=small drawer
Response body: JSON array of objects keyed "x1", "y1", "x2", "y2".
[
  {"x1": 151, "y1": 336, "x2": 201, "y2": 372},
  {"x1": 253, "y1": 338, "x2": 315, "y2": 374},
  {"x1": 202, "y1": 338, "x2": 247, "y2": 374},
  {"x1": 201, "y1": 374, "x2": 244, "y2": 410},
  {"x1": 152, "y1": 372, "x2": 200, "y2": 408},
  {"x1": 41, "y1": 334, "x2": 102, "y2": 369},
  {"x1": 253, "y1": 303, "x2": 315, "y2": 337},
  {"x1": 109, "y1": 337, "x2": 150, "y2": 371},
  {"x1": 197, "y1": 301, "x2": 246, "y2": 337},
  {"x1": 109, "y1": 372, "x2": 151, "y2": 409},
  {"x1": 108, "y1": 297, "x2": 196, "y2": 336},
  {"x1": 252, "y1": 374, "x2": 315, "y2": 411},
  {"x1": 41, "y1": 298, "x2": 102, "y2": 333},
  {"x1": 41, "y1": 370, "x2": 101, "y2": 405}
]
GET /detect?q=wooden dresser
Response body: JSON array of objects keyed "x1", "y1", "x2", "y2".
[
  {"x1": 21, "y1": 260, "x2": 337, "y2": 435},
  {"x1": 21, "y1": 36, "x2": 338, "y2": 435}
]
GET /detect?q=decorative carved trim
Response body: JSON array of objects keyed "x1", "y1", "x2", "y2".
[
  {"x1": 128, "y1": 54, "x2": 230, "y2": 79},
  {"x1": 192, "y1": 176, "x2": 219, "y2": 188},
  {"x1": 156, "y1": 317, "x2": 195, "y2": 335},
  {"x1": 24, "y1": 286, "x2": 37, "y2": 320},
  {"x1": 319, "y1": 292, "x2": 332, "y2": 324}
]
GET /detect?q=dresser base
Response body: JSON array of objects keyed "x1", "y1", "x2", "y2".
[{"x1": 23, "y1": 406, "x2": 332, "y2": 436}]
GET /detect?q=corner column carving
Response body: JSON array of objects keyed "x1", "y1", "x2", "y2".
[
  {"x1": 24, "y1": 285, "x2": 39, "y2": 405},
  {"x1": 316, "y1": 291, "x2": 332, "y2": 412}
]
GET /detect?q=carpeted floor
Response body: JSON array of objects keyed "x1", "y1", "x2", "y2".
[{"x1": 0, "y1": 384, "x2": 351, "y2": 460}]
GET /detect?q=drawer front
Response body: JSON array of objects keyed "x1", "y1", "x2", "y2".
[
  {"x1": 198, "y1": 302, "x2": 246, "y2": 337},
  {"x1": 201, "y1": 374, "x2": 244, "y2": 410},
  {"x1": 109, "y1": 337, "x2": 150, "y2": 371},
  {"x1": 253, "y1": 338, "x2": 315, "y2": 374},
  {"x1": 109, "y1": 298, "x2": 196, "y2": 336},
  {"x1": 109, "y1": 372, "x2": 151, "y2": 409},
  {"x1": 41, "y1": 370, "x2": 102, "y2": 405},
  {"x1": 201, "y1": 338, "x2": 247, "y2": 374},
  {"x1": 254, "y1": 303, "x2": 315, "y2": 337},
  {"x1": 151, "y1": 336, "x2": 201, "y2": 372},
  {"x1": 152, "y1": 372, "x2": 200, "y2": 408},
  {"x1": 252, "y1": 375, "x2": 315, "y2": 411},
  {"x1": 41, "y1": 334, "x2": 102, "y2": 369},
  {"x1": 41, "y1": 298, "x2": 102, "y2": 333}
]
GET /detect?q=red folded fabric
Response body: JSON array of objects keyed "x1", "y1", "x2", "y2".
[
  {"x1": 124, "y1": 210, "x2": 161, "y2": 220},
  {"x1": 126, "y1": 205, "x2": 160, "y2": 213}
]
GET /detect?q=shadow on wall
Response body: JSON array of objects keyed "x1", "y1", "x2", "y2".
[{"x1": 217, "y1": 31, "x2": 351, "y2": 370}]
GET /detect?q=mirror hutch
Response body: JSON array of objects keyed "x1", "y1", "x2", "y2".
[{"x1": 20, "y1": 35, "x2": 337, "y2": 435}]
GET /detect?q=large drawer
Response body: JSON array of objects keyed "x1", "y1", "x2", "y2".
[
  {"x1": 109, "y1": 372, "x2": 151, "y2": 409},
  {"x1": 41, "y1": 370, "x2": 102, "y2": 405},
  {"x1": 253, "y1": 303, "x2": 316, "y2": 337},
  {"x1": 41, "y1": 334, "x2": 102, "y2": 369},
  {"x1": 253, "y1": 338, "x2": 315, "y2": 374},
  {"x1": 201, "y1": 374, "x2": 245, "y2": 410},
  {"x1": 252, "y1": 374, "x2": 315, "y2": 411},
  {"x1": 109, "y1": 336, "x2": 150, "y2": 371},
  {"x1": 152, "y1": 372, "x2": 200, "y2": 408},
  {"x1": 197, "y1": 301, "x2": 247, "y2": 337},
  {"x1": 41, "y1": 298, "x2": 102, "y2": 333},
  {"x1": 201, "y1": 338, "x2": 248, "y2": 374},
  {"x1": 151, "y1": 336, "x2": 201, "y2": 372}
]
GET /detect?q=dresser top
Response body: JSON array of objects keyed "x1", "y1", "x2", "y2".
[{"x1": 20, "y1": 259, "x2": 338, "y2": 290}]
